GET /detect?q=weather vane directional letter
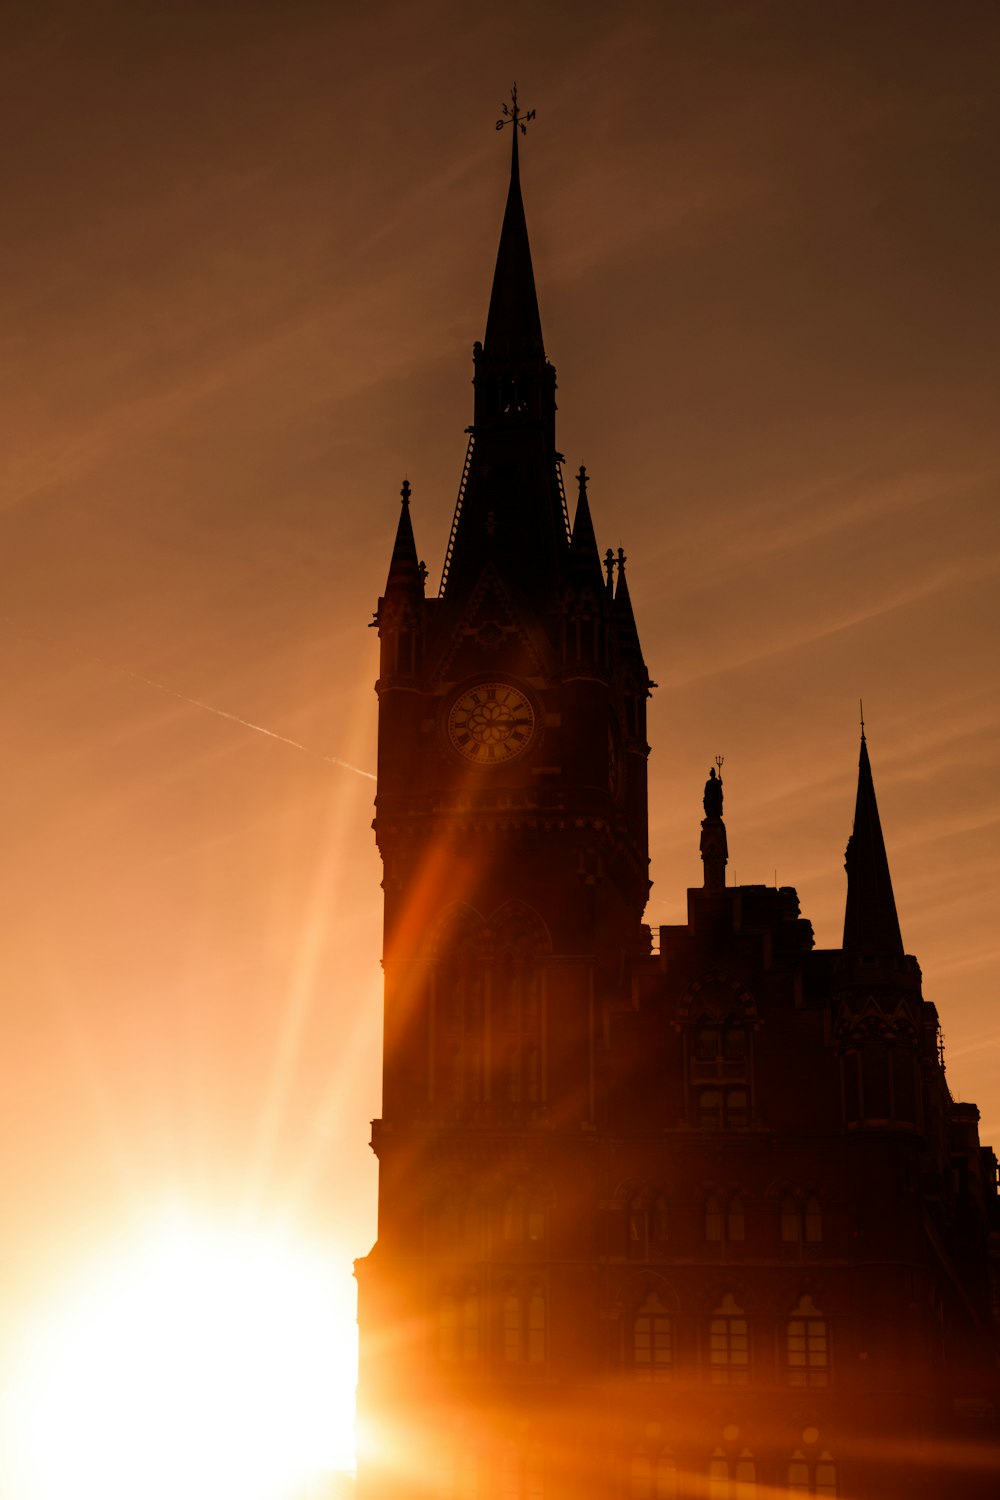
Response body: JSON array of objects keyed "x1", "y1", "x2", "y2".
[{"x1": 496, "y1": 82, "x2": 536, "y2": 135}]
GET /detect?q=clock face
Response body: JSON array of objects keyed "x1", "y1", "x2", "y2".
[{"x1": 446, "y1": 680, "x2": 536, "y2": 766}]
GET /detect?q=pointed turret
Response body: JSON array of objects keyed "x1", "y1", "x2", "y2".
[
  {"x1": 569, "y1": 465, "x2": 603, "y2": 588},
  {"x1": 613, "y1": 548, "x2": 643, "y2": 656},
  {"x1": 383, "y1": 479, "x2": 422, "y2": 598},
  {"x1": 375, "y1": 480, "x2": 425, "y2": 683},
  {"x1": 843, "y1": 729, "x2": 904, "y2": 957}
]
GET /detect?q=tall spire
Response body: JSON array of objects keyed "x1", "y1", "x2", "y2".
[
  {"x1": 484, "y1": 86, "x2": 543, "y2": 358},
  {"x1": 444, "y1": 89, "x2": 563, "y2": 607},
  {"x1": 842, "y1": 727, "x2": 904, "y2": 957}
]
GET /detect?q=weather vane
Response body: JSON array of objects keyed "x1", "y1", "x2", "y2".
[{"x1": 496, "y1": 82, "x2": 536, "y2": 135}]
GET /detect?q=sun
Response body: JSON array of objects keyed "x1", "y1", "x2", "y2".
[{"x1": 3, "y1": 1212, "x2": 356, "y2": 1500}]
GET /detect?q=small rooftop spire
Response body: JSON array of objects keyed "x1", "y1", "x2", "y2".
[
  {"x1": 569, "y1": 464, "x2": 602, "y2": 581},
  {"x1": 383, "y1": 478, "x2": 423, "y2": 596},
  {"x1": 843, "y1": 726, "x2": 904, "y2": 958}
]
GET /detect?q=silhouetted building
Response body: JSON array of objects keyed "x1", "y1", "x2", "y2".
[{"x1": 355, "y1": 120, "x2": 999, "y2": 1500}]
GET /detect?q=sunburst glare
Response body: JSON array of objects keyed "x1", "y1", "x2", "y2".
[{"x1": 4, "y1": 1211, "x2": 356, "y2": 1500}]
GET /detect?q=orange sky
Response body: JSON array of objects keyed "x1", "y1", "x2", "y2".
[{"x1": 2, "y1": 0, "x2": 999, "y2": 1420}]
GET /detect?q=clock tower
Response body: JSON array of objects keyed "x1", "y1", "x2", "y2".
[{"x1": 356, "y1": 104, "x2": 653, "y2": 1500}]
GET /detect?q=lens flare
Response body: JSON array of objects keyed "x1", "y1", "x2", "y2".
[{"x1": 3, "y1": 1213, "x2": 355, "y2": 1500}]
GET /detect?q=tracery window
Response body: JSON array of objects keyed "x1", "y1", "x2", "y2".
[
  {"x1": 705, "y1": 1193, "x2": 745, "y2": 1243},
  {"x1": 632, "y1": 1292, "x2": 673, "y2": 1382},
  {"x1": 438, "y1": 1285, "x2": 480, "y2": 1364},
  {"x1": 501, "y1": 1441, "x2": 544, "y2": 1500},
  {"x1": 689, "y1": 1004, "x2": 752, "y2": 1128},
  {"x1": 708, "y1": 1294, "x2": 749, "y2": 1385},
  {"x1": 629, "y1": 1446, "x2": 678, "y2": 1500},
  {"x1": 781, "y1": 1194, "x2": 801, "y2": 1243},
  {"x1": 628, "y1": 1195, "x2": 648, "y2": 1259},
  {"x1": 787, "y1": 1450, "x2": 837, "y2": 1495},
  {"x1": 780, "y1": 1193, "x2": 823, "y2": 1245},
  {"x1": 449, "y1": 1428, "x2": 481, "y2": 1500},
  {"x1": 786, "y1": 1295, "x2": 829, "y2": 1387},
  {"x1": 804, "y1": 1194, "x2": 823, "y2": 1243},
  {"x1": 502, "y1": 1284, "x2": 546, "y2": 1365},
  {"x1": 502, "y1": 1188, "x2": 546, "y2": 1249},
  {"x1": 708, "y1": 1448, "x2": 756, "y2": 1500}
]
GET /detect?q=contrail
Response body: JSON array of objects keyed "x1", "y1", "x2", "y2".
[
  {"x1": 120, "y1": 666, "x2": 377, "y2": 781},
  {"x1": 1, "y1": 612, "x2": 377, "y2": 780}
]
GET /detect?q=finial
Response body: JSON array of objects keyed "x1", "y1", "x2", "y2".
[
  {"x1": 604, "y1": 547, "x2": 615, "y2": 591},
  {"x1": 577, "y1": 464, "x2": 588, "y2": 497},
  {"x1": 617, "y1": 545, "x2": 627, "y2": 576},
  {"x1": 860, "y1": 698, "x2": 866, "y2": 741},
  {"x1": 400, "y1": 478, "x2": 411, "y2": 508},
  {"x1": 496, "y1": 82, "x2": 536, "y2": 136}
]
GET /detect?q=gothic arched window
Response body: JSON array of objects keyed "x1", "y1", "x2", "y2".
[
  {"x1": 708, "y1": 1294, "x2": 749, "y2": 1385},
  {"x1": 628, "y1": 1195, "x2": 648, "y2": 1259},
  {"x1": 781, "y1": 1194, "x2": 801, "y2": 1243},
  {"x1": 705, "y1": 1194, "x2": 724, "y2": 1242},
  {"x1": 708, "y1": 1447, "x2": 756, "y2": 1500},
  {"x1": 502, "y1": 1284, "x2": 546, "y2": 1365},
  {"x1": 727, "y1": 1195, "x2": 746, "y2": 1242},
  {"x1": 629, "y1": 1447, "x2": 678, "y2": 1500},
  {"x1": 632, "y1": 1291, "x2": 673, "y2": 1382},
  {"x1": 787, "y1": 1451, "x2": 838, "y2": 1496},
  {"x1": 804, "y1": 1194, "x2": 823, "y2": 1243},
  {"x1": 787, "y1": 1295, "x2": 829, "y2": 1387}
]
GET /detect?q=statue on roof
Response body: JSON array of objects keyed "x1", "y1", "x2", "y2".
[{"x1": 704, "y1": 764, "x2": 724, "y2": 820}]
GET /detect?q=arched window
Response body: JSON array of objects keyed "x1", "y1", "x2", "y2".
[
  {"x1": 722, "y1": 1015, "x2": 746, "y2": 1059},
  {"x1": 699, "y1": 1089, "x2": 724, "y2": 1129},
  {"x1": 696, "y1": 1018, "x2": 721, "y2": 1060},
  {"x1": 632, "y1": 1291, "x2": 673, "y2": 1382},
  {"x1": 815, "y1": 1453, "x2": 838, "y2": 1496},
  {"x1": 502, "y1": 1285, "x2": 546, "y2": 1365},
  {"x1": 630, "y1": 1453, "x2": 652, "y2": 1500},
  {"x1": 504, "y1": 1189, "x2": 526, "y2": 1245},
  {"x1": 788, "y1": 1452, "x2": 810, "y2": 1493},
  {"x1": 727, "y1": 1195, "x2": 746, "y2": 1242},
  {"x1": 503, "y1": 1289, "x2": 521, "y2": 1363},
  {"x1": 787, "y1": 1451, "x2": 838, "y2": 1496},
  {"x1": 439, "y1": 1291, "x2": 459, "y2": 1362},
  {"x1": 787, "y1": 1295, "x2": 829, "y2": 1387},
  {"x1": 501, "y1": 1441, "x2": 520, "y2": 1500},
  {"x1": 628, "y1": 1196, "x2": 648, "y2": 1259},
  {"x1": 709, "y1": 1294, "x2": 749, "y2": 1384},
  {"x1": 781, "y1": 1194, "x2": 801, "y2": 1243},
  {"x1": 461, "y1": 1289, "x2": 480, "y2": 1362},
  {"x1": 727, "y1": 1088, "x2": 749, "y2": 1128},
  {"x1": 449, "y1": 1427, "x2": 480, "y2": 1500},
  {"x1": 525, "y1": 1444, "x2": 544, "y2": 1500},
  {"x1": 527, "y1": 1287, "x2": 546, "y2": 1364},
  {"x1": 804, "y1": 1194, "x2": 823, "y2": 1243},
  {"x1": 629, "y1": 1448, "x2": 677, "y2": 1500},
  {"x1": 652, "y1": 1194, "x2": 669, "y2": 1250},
  {"x1": 705, "y1": 1194, "x2": 724, "y2": 1242},
  {"x1": 708, "y1": 1448, "x2": 756, "y2": 1499}
]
